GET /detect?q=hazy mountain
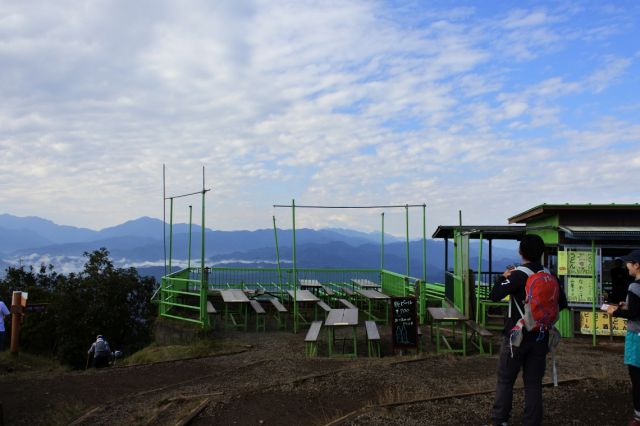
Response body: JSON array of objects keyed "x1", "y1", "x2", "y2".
[
  {"x1": 0, "y1": 214, "x2": 97, "y2": 243},
  {"x1": 0, "y1": 213, "x2": 519, "y2": 282}
]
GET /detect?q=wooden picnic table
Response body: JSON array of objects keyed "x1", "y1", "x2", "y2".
[
  {"x1": 427, "y1": 306, "x2": 468, "y2": 356},
  {"x1": 356, "y1": 289, "x2": 390, "y2": 324},
  {"x1": 287, "y1": 289, "x2": 320, "y2": 332},
  {"x1": 287, "y1": 289, "x2": 320, "y2": 302},
  {"x1": 299, "y1": 279, "x2": 323, "y2": 296},
  {"x1": 299, "y1": 279, "x2": 322, "y2": 289},
  {"x1": 220, "y1": 290, "x2": 250, "y2": 330},
  {"x1": 324, "y1": 308, "x2": 359, "y2": 358},
  {"x1": 351, "y1": 279, "x2": 380, "y2": 289}
]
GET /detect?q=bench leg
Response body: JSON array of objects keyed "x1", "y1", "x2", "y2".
[{"x1": 256, "y1": 314, "x2": 265, "y2": 332}]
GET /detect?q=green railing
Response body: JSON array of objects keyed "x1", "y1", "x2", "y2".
[{"x1": 159, "y1": 266, "x2": 443, "y2": 329}]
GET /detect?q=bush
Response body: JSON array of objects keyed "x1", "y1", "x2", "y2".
[{"x1": 0, "y1": 248, "x2": 157, "y2": 368}]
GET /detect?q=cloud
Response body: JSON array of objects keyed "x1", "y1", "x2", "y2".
[{"x1": 0, "y1": 1, "x2": 638, "y2": 238}]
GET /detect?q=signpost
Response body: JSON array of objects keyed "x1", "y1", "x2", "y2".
[
  {"x1": 9, "y1": 291, "x2": 47, "y2": 355},
  {"x1": 391, "y1": 297, "x2": 418, "y2": 352}
]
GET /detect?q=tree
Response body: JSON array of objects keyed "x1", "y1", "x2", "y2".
[{"x1": 0, "y1": 248, "x2": 157, "y2": 368}]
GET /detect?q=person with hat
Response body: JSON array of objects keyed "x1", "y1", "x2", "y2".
[
  {"x1": 87, "y1": 334, "x2": 111, "y2": 368},
  {"x1": 607, "y1": 249, "x2": 640, "y2": 426}
]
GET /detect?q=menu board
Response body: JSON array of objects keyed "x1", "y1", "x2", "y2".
[
  {"x1": 568, "y1": 251, "x2": 594, "y2": 276},
  {"x1": 566, "y1": 249, "x2": 597, "y2": 305},
  {"x1": 567, "y1": 277, "x2": 595, "y2": 303},
  {"x1": 580, "y1": 311, "x2": 627, "y2": 336},
  {"x1": 391, "y1": 297, "x2": 418, "y2": 349}
]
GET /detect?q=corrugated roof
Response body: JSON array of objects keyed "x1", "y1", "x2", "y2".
[
  {"x1": 432, "y1": 225, "x2": 526, "y2": 240},
  {"x1": 508, "y1": 203, "x2": 640, "y2": 224},
  {"x1": 560, "y1": 226, "x2": 640, "y2": 240}
]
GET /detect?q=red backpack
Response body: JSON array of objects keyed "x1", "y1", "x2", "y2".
[{"x1": 515, "y1": 266, "x2": 560, "y2": 332}]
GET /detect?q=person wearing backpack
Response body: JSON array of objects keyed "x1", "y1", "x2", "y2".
[
  {"x1": 607, "y1": 249, "x2": 640, "y2": 426},
  {"x1": 87, "y1": 334, "x2": 111, "y2": 368},
  {"x1": 488, "y1": 234, "x2": 568, "y2": 426}
]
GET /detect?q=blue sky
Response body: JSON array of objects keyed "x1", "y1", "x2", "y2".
[{"x1": 0, "y1": 1, "x2": 638, "y2": 237}]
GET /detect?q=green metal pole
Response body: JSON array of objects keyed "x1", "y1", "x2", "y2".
[
  {"x1": 200, "y1": 168, "x2": 207, "y2": 328},
  {"x1": 188, "y1": 205, "x2": 193, "y2": 271},
  {"x1": 422, "y1": 204, "x2": 426, "y2": 282},
  {"x1": 273, "y1": 216, "x2": 283, "y2": 296},
  {"x1": 592, "y1": 240, "x2": 596, "y2": 346},
  {"x1": 405, "y1": 204, "x2": 410, "y2": 276},
  {"x1": 476, "y1": 232, "x2": 483, "y2": 323},
  {"x1": 292, "y1": 199, "x2": 298, "y2": 333},
  {"x1": 169, "y1": 198, "x2": 174, "y2": 274},
  {"x1": 381, "y1": 212, "x2": 385, "y2": 271}
]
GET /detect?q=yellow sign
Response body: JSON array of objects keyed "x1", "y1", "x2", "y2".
[
  {"x1": 568, "y1": 277, "x2": 595, "y2": 303},
  {"x1": 568, "y1": 251, "x2": 593, "y2": 276},
  {"x1": 580, "y1": 311, "x2": 626, "y2": 336},
  {"x1": 557, "y1": 251, "x2": 567, "y2": 275}
]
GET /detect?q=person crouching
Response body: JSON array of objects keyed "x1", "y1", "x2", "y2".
[{"x1": 88, "y1": 335, "x2": 111, "y2": 368}]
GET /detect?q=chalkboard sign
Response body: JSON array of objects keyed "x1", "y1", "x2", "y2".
[{"x1": 391, "y1": 297, "x2": 418, "y2": 349}]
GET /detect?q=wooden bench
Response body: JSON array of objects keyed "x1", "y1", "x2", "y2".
[
  {"x1": 338, "y1": 298, "x2": 357, "y2": 310},
  {"x1": 269, "y1": 298, "x2": 288, "y2": 329},
  {"x1": 304, "y1": 321, "x2": 323, "y2": 357},
  {"x1": 206, "y1": 301, "x2": 219, "y2": 328},
  {"x1": 321, "y1": 285, "x2": 335, "y2": 301},
  {"x1": 249, "y1": 300, "x2": 266, "y2": 332},
  {"x1": 365, "y1": 320, "x2": 381, "y2": 357},
  {"x1": 317, "y1": 301, "x2": 332, "y2": 319},
  {"x1": 466, "y1": 320, "x2": 493, "y2": 355},
  {"x1": 341, "y1": 287, "x2": 355, "y2": 297}
]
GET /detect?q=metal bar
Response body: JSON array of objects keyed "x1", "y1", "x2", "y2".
[
  {"x1": 188, "y1": 205, "x2": 193, "y2": 270},
  {"x1": 273, "y1": 216, "x2": 283, "y2": 295},
  {"x1": 165, "y1": 189, "x2": 211, "y2": 200},
  {"x1": 592, "y1": 239, "x2": 596, "y2": 347},
  {"x1": 160, "y1": 313, "x2": 203, "y2": 325},
  {"x1": 405, "y1": 204, "x2": 410, "y2": 276},
  {"x1": 422, "y1": 203, "x2": 426, "y2": 282},
  {"x1": 292, "y1": 199, "x2": 298, "y2": 333},
  {"x1": 169, "y1": 198, "x2": 174, "y2": 275},
  {"x1": 201, "y1": 167, "x2": 208, "y2": 328},
  {"x1": 476, "y1": 232, "x2": 483, "y2": 323},
  {"x1": 381, "y1": 213, "x2": 385, "y2": 271},
  {"x1": 273, "y1": 204, "x2": 425, "y2": 208},
  {"x1": 163, "y1": 164, "x2": 167, "y2": 277}
]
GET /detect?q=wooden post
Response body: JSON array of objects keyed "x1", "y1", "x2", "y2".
[{"x1": 10, "y1": 291, "x2": 21, "y2": 355}]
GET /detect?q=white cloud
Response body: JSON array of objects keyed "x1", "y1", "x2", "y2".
[{"x1": 0, "y1": 1, "x2": 638, "y2": 238}]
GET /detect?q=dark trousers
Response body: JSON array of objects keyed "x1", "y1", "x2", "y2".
[
  {"x1": 491, "y1": 335, "x2": 548, "y2": 426},
  {"x1": 629, "y1": 365, "x2": 640, "y2": 414},
  {"x1": 93, "y1": 354, "x2": 109, "y2": 368}
]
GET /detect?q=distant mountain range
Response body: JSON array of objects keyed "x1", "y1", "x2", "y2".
[{"x1": 0, "y1": 213, "x2": 518, "y2": 282}]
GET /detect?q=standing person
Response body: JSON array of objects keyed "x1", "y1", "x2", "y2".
[
  {"x1": 611, "y1": 258, "x2": 633, "y2": 304},
  {"x1": 488, "y1": 234, "x2": 568, "y2": 426},
  {"x1": 87, "y1": 335, "x2": 111, "y2": 368},
  {"x1": 0, "y1": 299, "x2": 10, "y2": 351},
  {"x1": 607, "y1": 249, "x2": 640, "y2": 426}
]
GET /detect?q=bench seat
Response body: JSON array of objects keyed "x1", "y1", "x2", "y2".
[
  {"x1": 365, "y1": 320, "x2": 381, "y2": 357},
  {"x1": 466, "y1": 320, "x2": 493, "y2": 354},
  {"x1": 338, "y1": 298, "x2": 357, "y2": 310},
  {"x1": 305, "y1": 320, "x2": 323, "y2": 357},
  {"x1": 269, "y1": 297, "x2": 288, "y2": 329},
  {"x1": 250, "y1": 300, "x2": 266, "y2": 331},
  {"x1": 317, "y1": 300, "x2": 332, "y2": 313}
]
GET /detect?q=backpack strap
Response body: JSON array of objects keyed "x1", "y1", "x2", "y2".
[
  {"x1": 512, "y1": 266, "x2": 534, "y2": 318},
  {"x1": 629, "y1": 282, "x2": 640, "y2": 299},
  {"x1": 516, "y1": 266, "x2": 535, "y2": 277}
]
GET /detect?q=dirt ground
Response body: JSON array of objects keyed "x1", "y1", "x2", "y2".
[{"x1": 0, "y1": 323, "x2": 633, "y2": 426}]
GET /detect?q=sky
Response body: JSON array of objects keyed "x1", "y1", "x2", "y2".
[{"x1": 1, "y1": 0, "x2": 639, "y2": 237}]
